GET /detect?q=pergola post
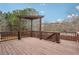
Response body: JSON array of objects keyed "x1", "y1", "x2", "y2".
[
  {"x1": 31, "y1": 19, "x2": 33, "y2": 37},
  {"x1": 18, "y1": 17, "x2": 21, "y2": 40},
  {"x1": 39, "y1": 18, "x2": 42, "y2": 39}
]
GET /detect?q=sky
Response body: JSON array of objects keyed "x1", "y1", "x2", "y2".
[{"x1": 0, "y1": 3, "x2": 79, "y2": 23}]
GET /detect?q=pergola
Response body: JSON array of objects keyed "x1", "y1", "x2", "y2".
[{"x1": 17, "y1": 15, "x2": 44, "y2": 40}]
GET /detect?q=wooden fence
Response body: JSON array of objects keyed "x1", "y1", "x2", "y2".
[
  {"x1": 0, "y1": 31, "x2": 78, "y2": 43},
  {"x1": 21, "y1": 31, "x2": 79, "y2": 42},
  {"x1": 0, "y1": 32, "x2": 18, "y2": 42},
  {"x1": 60, "y1": 32, "x2": 79, "y2": 41},
  {"x1": 0, "y1": 31, "x2": 60, "y2": 43}
]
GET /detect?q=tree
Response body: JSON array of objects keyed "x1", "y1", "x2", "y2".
[
  {"x1": 0, "y1": 11, "x2": 9, "y2": 32},
  {"x1": 5, "y1": 8, "x2": 39, "y2": 31}
]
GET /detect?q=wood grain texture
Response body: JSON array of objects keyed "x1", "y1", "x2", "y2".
[{"x1": 0, "y1": 37, "x2": 79, "y2": 55}]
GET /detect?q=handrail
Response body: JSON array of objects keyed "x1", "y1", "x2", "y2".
[
  {"x1": 0, "y1": 31, "x2": 77, "y2": 34},
  {"x1": 20, "y1": 31, "x2": 60, "y2": 43},
  {"x1": 45, "y1": 33, "x2": 56, "y2": 40}
]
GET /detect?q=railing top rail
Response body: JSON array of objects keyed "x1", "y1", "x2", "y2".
[
  {"x1": 0, "y1": 31, "x2": 18, "y2": 34},
  {"x1": 31, "y1": 30, "x2": 77, "y2": 33},
  {"x1": 60, "y1": 32, "x2": 76, "y2": 33},
  {"x1": 0, "y1": 31, "x2": 77, "y2": 34}
]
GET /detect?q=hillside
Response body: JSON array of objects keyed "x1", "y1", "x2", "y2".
[{"x1": 42, "y1": 16, "x2": 79, "y2": 32}]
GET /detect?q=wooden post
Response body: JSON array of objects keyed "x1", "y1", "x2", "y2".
[
  {"x1": 56, "y1": 33, "x2": 60, "y2": 43},
  {"x1": 18, "y1": 31, "x2": 21, "y2": 40},
  {"x1": 76, "y1": 32, "x2": 79, "y2": 43},
  {"x1": 0, "y1": 32, "x2": 2, "y2": 41},
  {"x1": 31, "y1": 19, "x2": 33, "y2": 37},
  {"x1": 18, "y1": 17, "x2": 21, "y2": 40},
  {"x1": 39, "y1": 18, "x2": 42, "y2": 39}
]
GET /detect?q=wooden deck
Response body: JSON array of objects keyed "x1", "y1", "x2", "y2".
[{"x1": 0, "y1": 37, "x2": 79, "y2": 55}]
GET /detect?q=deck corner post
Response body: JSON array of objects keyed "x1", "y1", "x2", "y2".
[
  {"x1": 56, "y1": 33, "x2": 60, "y2": 43},
  {"x1": 18, "y1": 31, "x2": 21, "y2": 40}
]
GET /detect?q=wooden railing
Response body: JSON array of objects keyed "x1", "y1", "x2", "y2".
[
  {"x1": 20, "y1": 31, "x2": 79, "y2": 42},
  {"x1": 0, "y1": 31, "x2": 78, "y2": 43},
  {"x1": 0, "y1": 31, "x2": 60, "y2": 43},
  {"x1": 45, "y1": 33, "x2": 56, "y2": 39},
  {"x1": 41, "y1": 31, "x2": 60, "y2": 43},
  {"x1": 0, "y1": 31, "x2": 79, "y2": 42},
  {"x1": 0, "y1": 32, "x2": 18, "y2": 42},
  {"x1": 20, "y1": 31, "x2": 79, "y2": 41},
  {"x1": 60, "y1": 32, "x2": 78, "y2": 41}
]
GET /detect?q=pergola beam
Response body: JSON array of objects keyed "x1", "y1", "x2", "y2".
[{"x1": 17, "y1": 16, "x2": 44, "y2": 20}]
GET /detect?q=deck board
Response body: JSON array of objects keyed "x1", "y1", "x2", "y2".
[{"x1": 0, "y1": 37, "x2": 79, "y2": 55}]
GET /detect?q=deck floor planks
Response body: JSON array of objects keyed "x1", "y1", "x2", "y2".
[
  {"x1": 21, "y1": 38, "x2": 79, "y2": 54},
  {"x1": 1, "y1": 42, "x2": 9, "y2": 55},
  {"x1": 0, "y1": 37, "x2": 79, "y2": 55},
  {"x1": 4, "y1": 41, "x2": 21, "y2": 55},
  {"x1": 9, "y1": 40, "x2": 33, "y2": 55},
  {"x1": 7, "y1": 40, "x2": 29, "y2": 55},
  {"x1": 20, "y1": 38, "x2": 61, "y2": 54},
  {"x1": 0, "y1": 42, "x2": 3, "y2": 55}
]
